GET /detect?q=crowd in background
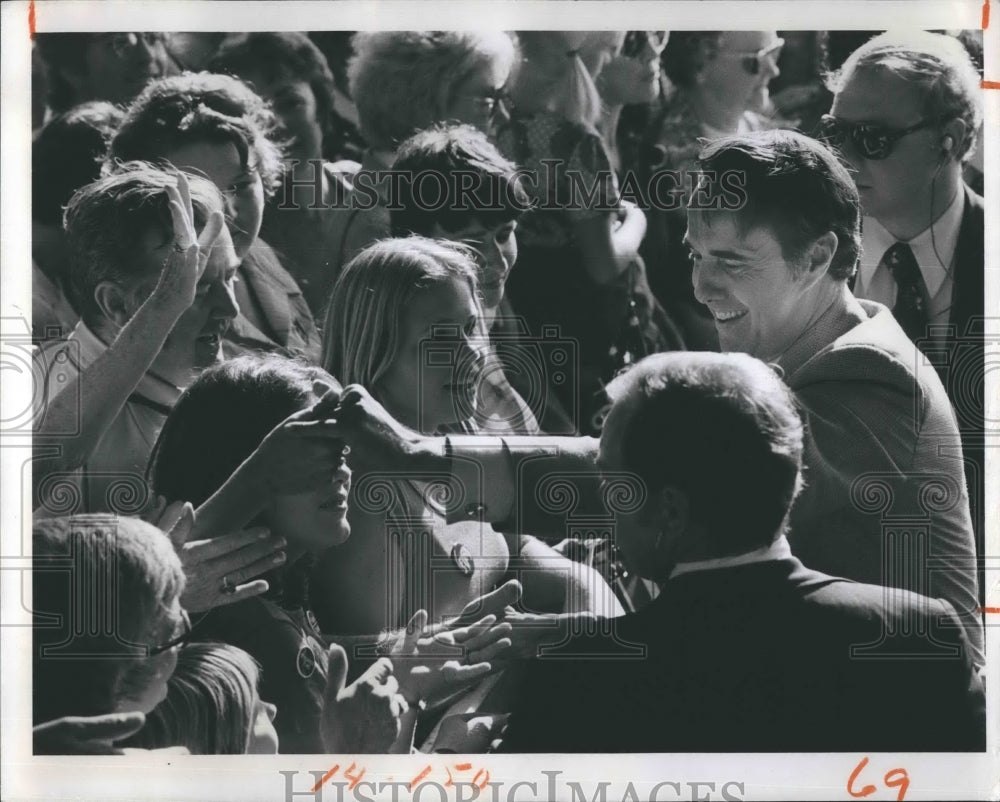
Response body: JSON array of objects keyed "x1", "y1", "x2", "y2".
[{"x1": 28, "y1": 28, "x2": 987, "y2": 755}]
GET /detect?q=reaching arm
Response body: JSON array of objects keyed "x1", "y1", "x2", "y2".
[{"x1": 33, "y1": 175, "x2": 224, "y2": 502}]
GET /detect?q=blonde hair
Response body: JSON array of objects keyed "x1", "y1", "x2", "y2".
[
  {"x1": 322, "y1": 237, "x2": 481, "y2": 393},
  {"x1": 348, "y1": 31, "x2": 517, "y2": 151},
  {"x1": 127, "y1": 642, "x2": 263, "y2": 754},
  {"x1": 513, "y1": 31, "x2": 612, "y2": 129}
]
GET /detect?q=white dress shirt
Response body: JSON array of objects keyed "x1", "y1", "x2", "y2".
[
  {"x1": 855, "y1": 187, "x2": 965, "y2": 335},
  {"x1": 669, "y1": 534, "x2": 793, "y2": 580}
]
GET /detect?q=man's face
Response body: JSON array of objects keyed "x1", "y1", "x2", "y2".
[
  {"x1": 430, "y1": 218, "x2": 518, "y2": 320},
  {"x1": 164, "y1": 141, "x2": 265, "y2": 260},
  {"x1": 699, "y1": 31, "x2": 782, "y2": 115},
  {"x1": 686, "y1": 211, "x2": 826, "y2": 362},
  {"x1": 134, "y1": 222, "x2": 241, "y2": 387},
  {"x1": 831, "y1": 66, "x2": 943, "y2": 223},
  {"x1": 82, "y1": 33, "x2": 169, "y2": 106},
  {"x1": 239, "y1": 69, "x2": 324, "y2": 166}
]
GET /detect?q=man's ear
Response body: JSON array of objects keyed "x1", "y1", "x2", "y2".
[
  {"x1": 940, "y1": 117, "x2": 969, "y2": 162},
  {"x1": 802, "y1": 231, "x2": 839, "y2": 282},
  {"x1": 92, "y1": 281, "x2": 135, "y2": 329},
  {"x1": 654, "y1": 486, "x2": 689, "y2": 539}
]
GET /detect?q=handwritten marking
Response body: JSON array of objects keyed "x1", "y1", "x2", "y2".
[
  {"x1": 984, "y1": 0, "x2": 991, "y2": 29},
  {"x1": 311, "y1": 764, "x2": 340, "y2": 793},
  {"x1": 848, "y1": 757, "x2": 910, "y2": 801},
  {"x1": 978, "y1": 606, "x2": 1000, "y2": 614},
  {"x1": 28, "y1": 0, "x2": 36, "y2": 38},
  {"x1": 410, "y1": 766, "x2": 432, "y2": 790},
  {"x1": 982, "y1": 81, "x2": 1000, "y2": 90}
]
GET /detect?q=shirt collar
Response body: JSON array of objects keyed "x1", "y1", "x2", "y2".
[
  {"x1": 859, "y1": 186, "x2": 965, "y2": 298},
  {"x1": 669, "y1": 535, "x2": 792, "y2": 580},
  {"x1": 70, "y1": 321, "x2": 183, "y2": 408}
]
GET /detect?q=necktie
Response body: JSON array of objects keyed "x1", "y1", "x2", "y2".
[{"x1": 881, "y1": 242, "x2": 930, "y2": 342}]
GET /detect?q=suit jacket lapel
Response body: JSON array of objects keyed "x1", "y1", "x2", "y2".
[{"x1": 949, "y1": 185, "x2": 984, "y2": 335}]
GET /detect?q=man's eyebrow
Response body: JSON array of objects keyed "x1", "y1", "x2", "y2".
[{"x1": 707, "y1": 248, "x2": 752, "y2": 259}]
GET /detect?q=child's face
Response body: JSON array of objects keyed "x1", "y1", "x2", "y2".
[{"x1": 246, "y1": 694, "x2": 279, "y2": 754}]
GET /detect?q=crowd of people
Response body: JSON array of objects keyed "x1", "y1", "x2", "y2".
[{"x1": 29, "y1": 29, "x2": 987, "y2": 755}]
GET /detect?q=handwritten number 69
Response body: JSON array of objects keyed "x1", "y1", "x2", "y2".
[{"x1": 848, "y1": 756, "x2": 910, "y2": 801}]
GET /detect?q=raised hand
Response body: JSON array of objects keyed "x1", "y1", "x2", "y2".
[
  {"x1": 321, "y1": 644, "x2": 409, "y2": 754},
  {"x1": 154, "y1": 500, "x2": 285, "y2": 613},
  {"x1": 391, "y1": 609, "x2": 508, "y2": 708},
  {"x1": 251, "y1": 384, "x2": 352, "y2": 497},
  {"x1": 153, "y1": 171, "x2": 226, "y2": 318}
]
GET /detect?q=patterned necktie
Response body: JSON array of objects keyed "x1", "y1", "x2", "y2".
[{"x1": 881, "y1": 242, "x2": 930, "y2": 342}]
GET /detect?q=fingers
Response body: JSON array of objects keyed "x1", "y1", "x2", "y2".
[
  {"x1": 457, "y1": 580, "x2": 522, "y2": 625},
  {"x1": 361, "y1": 656, "x2": 395, "y2": 686},
  {"x1": 195, "y1": 211, "x2": 225, "y2": 278},
  {"x1": 71, "y1": 712, "x2": 148, "y2": 741},
  {"x1": 160, "y1": 501, "x2": 194, "y2": 549},
  {"x1": 467, "y1": 635, "x2": 512, "y2": 665},
  {"x1": 165, "y1": 182, "x2": 195, "y2": 248},
  {"x1": 396, "y1": 609, "x2": 429, "y2": 656},
  {"x1": 216, "y1": 550, "x2": 286, "y2": 588},
  {"x1": 325, "y1": 643, "x2": 349, "y2": 704},
  {"x1": 176, "y1": 170, "x2": 193, "y2": 223},
  {"x1": 184, "y1": 526, "x2": 277, "y2": 562},
  {"x1": 210, "y1": 578, "x2": 269, "y2": 607}
]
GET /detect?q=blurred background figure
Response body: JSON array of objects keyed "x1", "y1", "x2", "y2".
[
  {"x1": 34, "y1": 33, "x2": 175, "y2": 114},
  {"x1": 637, "y1": 31, "x2": 784, "y2": 351},
  {"x1": 497, "y1": 31, "x2": 680, "y2": 435},
  {"x1": 210, "y1": 32, "x2": 362, "y2": 313},
  {"x1": 31, "y1": 101, "x2": 124, "y2": 344},
  {"x1": 329, "y1": 31, "x2": 518, "y2": 278},
  {"x1": 123, "y1": 642, "x2": 279, "y2": 754}
]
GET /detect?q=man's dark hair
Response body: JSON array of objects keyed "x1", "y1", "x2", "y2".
[
  {"x1": 32, "y1": 102, "x2": 125, "y2": 228},
  {"x1": 606, "y1": 352, "x2": 805, "y2": 555},
  {"x1": 389, "y1": 124, "x2": 531, "y2": 237},
  {"x1": 63, "y1": 162, "x2": 222, "y2": 329},
  {"x1": 694, "y1": 129, "x2": 861, "y2": 281},
  {"x1": 209, "y1": 32, "x2": 337, "y2": 144}
]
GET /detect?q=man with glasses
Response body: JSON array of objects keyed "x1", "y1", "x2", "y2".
[{"x1": 822, "y1": 31, "x2": 986, "y2": 597}]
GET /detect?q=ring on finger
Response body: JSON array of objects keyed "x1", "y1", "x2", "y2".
[{"x1": 221, "y1": 575, "x2": 237, "y2": 595}]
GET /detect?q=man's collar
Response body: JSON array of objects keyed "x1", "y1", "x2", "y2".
[
  {"x1": 70, "y1": 321, "x2": 183, "y2": 408},
  {"x1": 668, "y1": 535, "x2": 792, "y2": 581},
  {"x1": 859, "y1": 186, "x2": 965, "y2": 298}
]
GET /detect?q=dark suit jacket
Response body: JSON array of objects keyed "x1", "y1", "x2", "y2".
[
  {"x1": 224, "y1": 238, "x2": 322, "y2": 364},
  {"x1": 499, "y1": 557, "x2": 985, "y2": 753}
]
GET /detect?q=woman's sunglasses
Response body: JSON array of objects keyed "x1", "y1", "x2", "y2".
[
  {"x1": 717, "y1": 38, "x2": 784, "y2": 75},
  {"x1": 815, "y1": 114, "x2": 944, "y2": 161}
]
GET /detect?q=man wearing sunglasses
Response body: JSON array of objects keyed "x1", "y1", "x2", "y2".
[{"x1": 824, "y1": 31, "x2": 986, "y2": 596}]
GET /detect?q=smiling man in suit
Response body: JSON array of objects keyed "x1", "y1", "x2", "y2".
[
  {"x1": 825, "y1": 30, "x2": 986, "y2": 602},
  {"x1": 497, "y1": 352, "x2": 986, "y2": 753}
]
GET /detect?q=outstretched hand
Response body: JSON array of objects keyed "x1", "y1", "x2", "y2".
[
  {"x1": 321, "y1": 644, "x2": 409, "y2": 754},
  {"x1": 33, "y1": 713, "x2": 188, "y2": 755},
  {"x1": 150, "y1": 499, "x2": 285, "y2": 613},
  {"x1": 391, "y1": 609, "x2": 508, "y2": 708}
]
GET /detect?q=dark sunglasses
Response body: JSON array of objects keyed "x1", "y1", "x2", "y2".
[
  {"x1": 623, "y1": 31, "x2": 669, "y2": 58},
  {"x1": 815, "y1": 114, "x2": 944, "y2": 160},
  {"x1": 718, "y1": 38, "x2": 784, "y2": 75},
  {"x1": 147, "y1": 608, "x2": 192, "y2": 657}
]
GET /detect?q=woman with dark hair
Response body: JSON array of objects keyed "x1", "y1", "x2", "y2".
[
  {"x1": 109, "y1": 72, "x2": 321, "y2": 362},
  {"x1": 149, "y1": 354, "x2": 502, "y2": 752}
]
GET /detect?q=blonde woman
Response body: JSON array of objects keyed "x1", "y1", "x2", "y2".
[{"x1": 318, "y1": 237, "x2": 621, "y2": 643}]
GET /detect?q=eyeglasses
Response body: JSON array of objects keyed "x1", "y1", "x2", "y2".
[
  {"x1": 458, "y1": 86, "x2": 510, "y2": 119},
  {"x1": 718, "y1": 38, "x2": 784, "y2": 75},
  {"x1": 147, "y1": 608, "x2": 192, "y2": 657},
  {"x1": 623, "y1": 31, "x2": 669, "y2": 58},
  {"x1": 98, "y1": 33, "x2": 167, "y2": 59},
  {"x1": 814, "y1": 114, "x2": 944, "y2": 161}
]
